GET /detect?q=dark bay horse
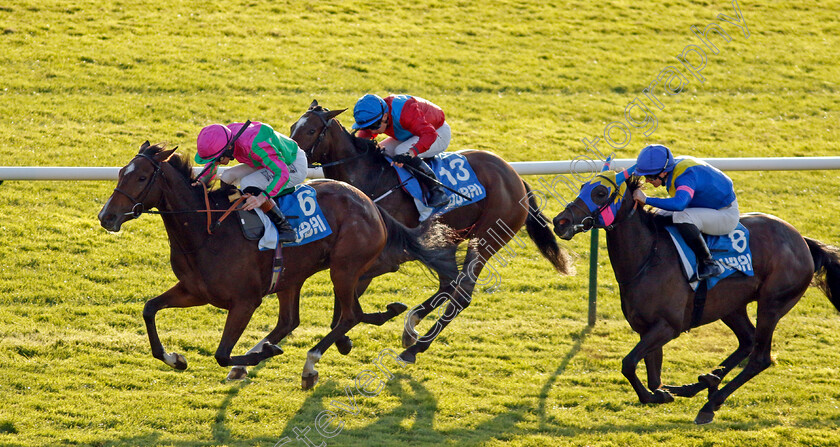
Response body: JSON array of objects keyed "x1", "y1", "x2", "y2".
[
  {"x1": 552, "y1": 166, "x2": 840, "y2": 424},
  {"x1": 289, "y1": 100, "x2": 573, "y2": 364},
  {"x1": 98, "y1": 142, "x2": 457, "y2": 389}
]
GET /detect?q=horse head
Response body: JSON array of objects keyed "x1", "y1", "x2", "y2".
[
  {"x1": 552, "y1": 166, "x2": 637, "y2": 240},
  {"x1": 98, "y1": 141, "x2": 178, "y2": 232},
  {"x1": 290, "y1": 100, "x2": 347, "y2": 164}
]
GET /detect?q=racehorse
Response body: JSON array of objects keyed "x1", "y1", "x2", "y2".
[
  {"x1": 98, "y1": 142, "x2": 457, "y2": 389},
  {"x1": 289, "y1": 100, "x2": 573, "y2": 364},
  {"x1": 552, "y1": 165, "x2": 840, "y2": 424}
]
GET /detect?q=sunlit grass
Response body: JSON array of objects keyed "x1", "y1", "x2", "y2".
[{"x1": 1, "y1": 0, "x2": 840, "y2": 446}]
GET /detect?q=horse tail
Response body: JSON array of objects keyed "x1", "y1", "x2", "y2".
[
  {"x1": 522, "y1": 180, "x2": 575, "y2": 275},
  {"x1": 376, "y1": 205, "x2": 459, "y2": 280},
  {"x1": 805, "y1": 237, "x2": 840, "y2": 311}
]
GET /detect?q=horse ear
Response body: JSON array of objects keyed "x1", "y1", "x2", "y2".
[
  {"x1": 140, "y1": 140, "x2": 151, "y2": 152},
  {"x1": 309, "y1": 100, "x2": 319, "y2": 110},
  {"x1": 601, "y1": 155, "x2": 613, "y2": 172},
  {"x1": 326, "y1": 108, "x2": 347, "y2": 120},
  {"x1": 156, "y1": 147, "x2": 177, "y2": 163}
]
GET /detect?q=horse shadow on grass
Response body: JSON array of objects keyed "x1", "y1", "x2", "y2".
[{"x1": 105, "y1": 325, "x2": 775, "y2": 446}]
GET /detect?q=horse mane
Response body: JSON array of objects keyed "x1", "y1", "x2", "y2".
[
  {"x1": 308, "y1": 103, "x2": 384, "y2": 158},
  {"x1": 618, "y1": 174, "x2": 661, "y2": 230},
  {"x1": 138, "y1": 142, "x2": 235, "y2": 204}
]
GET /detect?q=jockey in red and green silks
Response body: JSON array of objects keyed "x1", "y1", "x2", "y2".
[{"x1": 195, "y1": 121, "x2": 308, "y2": 243}]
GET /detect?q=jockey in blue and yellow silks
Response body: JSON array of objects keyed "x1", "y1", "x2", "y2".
[{"x1": 632, "y1": 144, "x2": 739, "y2": 280}]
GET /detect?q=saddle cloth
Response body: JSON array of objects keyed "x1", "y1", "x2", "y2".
[
  {"x1": 386, "y1": 151, "x2": 487, "y2": 221},
  {"x1": 665, "y1": 222, "x2": 755, "y2": 290},
  {"x1": 236, "y1": 184, "x2": 332, "y2": 250}
]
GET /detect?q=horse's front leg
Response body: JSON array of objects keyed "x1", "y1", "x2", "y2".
[
  {"x1": 143, "y1": 282, "x2": 206, "y2": 370},
  {"x1": 623, "y1": 320, "x2": 678, "y2": 404},
  {"x1": 214, "y1": 299, "x2": 265, "y2": 367},
  {"x1": 227, "y1": 286, "x2": 303, "y2": 381}
]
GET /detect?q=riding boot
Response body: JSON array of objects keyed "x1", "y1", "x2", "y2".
[
  {"x1": 406, "y1": 156, "x2": 450, "y2": 208},
  {"x1": 676, "y1": 222, "x2": 724, "y2": 280},
  {"x1": 259, "y1": 200, "x2": 297, "y2": 243}
]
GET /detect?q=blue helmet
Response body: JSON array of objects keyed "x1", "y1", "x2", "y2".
[
  {"x1": 352, "y1": 94, "x2": 388, "y2": 130},
  {"x1": 635, "y1": 144, "x2": 676, "y2": 176}
]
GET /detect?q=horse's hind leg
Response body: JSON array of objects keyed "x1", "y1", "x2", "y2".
[
  {"x1": 402, "y1": 262, "x2": 462, "y2": 349},
  {"x1": 399, "y1": 241, "x2": 491, "y2": 364},
  {"x1": 301, "y1": 269, "x2": 365, "y2": 390},
  {"x1": 143, "y1": 282, "x2": 205, "y2": 370},
  {"x1": 696, "y1": 296, "x2": 798, "y2": 424},
  {"x1": 664, "y1": 307, "x2": 755, "y2": 398},
  {"x1": 623, "y1": 319, "x2": 679, "y2": 404}
]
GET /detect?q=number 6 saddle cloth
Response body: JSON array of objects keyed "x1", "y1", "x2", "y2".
[
  {"x1": 665, "y1": 221, "x2": 755, "y2": 291},
  {"x1": 237, "y1": 184, "x2": 332, "y2": 250}
]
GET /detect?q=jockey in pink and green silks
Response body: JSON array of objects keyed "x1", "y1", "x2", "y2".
[{"x1": 195, "y1": 121, "x2": 308, "y2": 244}]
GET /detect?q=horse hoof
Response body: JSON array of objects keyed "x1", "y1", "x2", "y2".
[
  {"x1": 387, "y1": 302, "x2": 409, "y2": 315},
  {"x1": 698, "y1": 373, "x2": 721, "y2": 388},
  {"x1": 301, "y1": 372, "x2": 319, "y2": 390},
  {"x1": 262, "y1": 343, "x2": 284, "y2": 358},
  {"x1": 695, "y1": 411, "x2": 715, "y2": 425},
  {"x1": 653, "y1": 389, "x2": 675, "y2": 404},
  {"x1": 398, "y1": 350, "x2": 416, "y2": 364},
  {"x1": 226, "y1": 366, "x2": 248, "y2": 381},
  {"x1": 165, "y1": 352, "x2": 188, "y2": 370},
  {"x1": 336, "y1": 337, "x2": 353, "y2": 355}
]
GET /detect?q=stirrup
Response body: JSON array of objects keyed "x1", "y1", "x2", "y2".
[
  {"x1": 697, "y1": 260, "x2": 724, "y2": 280},
  {"x1": 427, "y1": 189, "x2": 450, "y2": 208}
]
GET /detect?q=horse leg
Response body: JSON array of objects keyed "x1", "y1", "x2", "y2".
[
  {"x1": 664, "y1": 307, "x2": 755, "y2": 398},
  {"x1": 227, "y1": 286, "x2": 302, "y2": 381},
  {"x1": 143, "y1": 282, "x2": 206, "y2": 370},
  {"x1": 401, "y1": 267, "x2": 462, "y2": 349},
  {"x1": 644, "y1": 347, "x2": 663, "y2": 390},
  {"x1": 695, "y1": 300, "x2": 793, "y2": 424},
  {"x1": 622, "y1": 319, "x2": 678, "y2": 404},
  {"x1": 301, "y1": 270, "x2": 363, "y2": 390},
  {"x1": 399, "y1": 244, "x2": 488, "y2": 364},
  {"x1": 330, "y1": 277, "x2": 377, "y2": 356},
  {"x1": 213, "y1": 300, "x2": 267, "y2": 367}
]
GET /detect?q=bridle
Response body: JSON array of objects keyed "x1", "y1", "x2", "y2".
[
  {"x1": 112, "y1": 153, "x2": 163, "y2": 218},
  {"x1": 567, "y1": 174, "x2": 632, "y2": 232},
  {"x1": 565, "y1": 175, "x2": 654, "y2": 285},
  {"x1": 298, "y1": 110, "x2": 369, "y2": 169},
  {"x1": 111, "y1": 152, "x2": 246, "y2": 234}
]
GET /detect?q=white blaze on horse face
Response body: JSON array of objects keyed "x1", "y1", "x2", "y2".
[
  {"x1": 124, "y1": 160, "x2": 137, "y2": 176},
  {"x1": 295, "y1": 116, "x2": 310, "y2": 136}
]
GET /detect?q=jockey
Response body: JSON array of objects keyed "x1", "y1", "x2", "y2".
[
  {"x1": 632, "y1": 144, "x2": 739, "y2": 280},
  {"x1": 352, "y1": 94, "x2": 450, "y2": 208},
  {"x1": 195, "y1": 121, "x2": 308, "y2": 243}
]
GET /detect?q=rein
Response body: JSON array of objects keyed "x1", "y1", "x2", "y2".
[
  {"x1": 302, "y1": 111, "x2": 371, "y2": 169},
  {"x1": 113, "y1": 153, "x2": 248, "y2": 234}
]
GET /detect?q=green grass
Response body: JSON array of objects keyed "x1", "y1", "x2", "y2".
[{"x1": 2, "y1": 0, "x2": 840, "y2": 445}]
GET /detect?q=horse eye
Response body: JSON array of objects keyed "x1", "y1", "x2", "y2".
[
  {"x1": 138, "y1": 176, "x2": 147, "y2": 182},
  {"x1": 308, "y1": 128, "x2": 316, "y2": 135}
]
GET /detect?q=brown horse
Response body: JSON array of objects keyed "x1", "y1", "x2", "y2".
[
  {"x1": 552, "y1": 167, "x2": 840, "y2": 423},
  {"x1": 289, "y1": 100, "x2": 573, "y2": 364},
  {"x1": 98, "y1": 142, "x2": 457, "y2": 389}
]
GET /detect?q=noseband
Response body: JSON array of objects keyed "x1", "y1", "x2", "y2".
[{"x1": 112, "y1": 153, "x2": 162, "y2": 217}]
